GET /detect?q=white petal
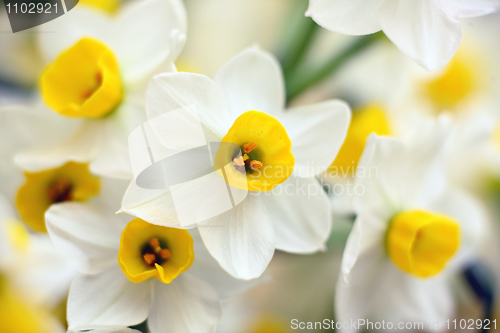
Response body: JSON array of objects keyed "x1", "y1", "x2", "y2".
[
  {"x1": 214, "y1": 48, "x2": 285, "y2": 120},
  {"x1": 148, "y1": 275, "x2": 222, "y2": 333},
  {"x1": 369, "y1": 265, "x2": 454, "y2": 327},
  {"x1": 261, "y1": 176, "x2": 331, "y2": 253},
  {"x1": 8, "y1": 234, "x2": 76, "y2": 307},
  {"x1": 89, "y1": 107, "x2": 141, "y2": 179},
  {"x1": 37, "y1": 7, "x2": 112, "y2": 63},
  {"x1": 0, "y1": 193, "x2": 16, "y2": 267},
  {"x1": 379, "y1": 0, "x2": 462, "y2": 71},
  {"x1": 335, "y1": 215, "x2": 386, "y2": 332},
  {"x1": 198, "y1": 195, "x2": 275, "y2": 279},
  {"x1": 68, "y1": 267, "x2": 152, "y2": 331},
  {"x1": 446, "y1": 0, "x2": 500, "y2": 18},
  {"x1": 99, "y1": 177, "x2": 131, "y2": 216},
  {"x1": 354, "y1": 127, "x2": 448, "y2": 219},
  {"x1": 15, "y1": 120, "x2": 102, "y2": 172},
  {"x1": 0, "y1": 104, "x2": 80, "y2": 196},
  {"x1": 280, "y1": 100, "x2": 351, "y2": 178},
  {"x1": 113, "y1": 0, "x2": 187, "y2": 83},
  {"x1": 146, "y1": 73, "x2": 229, "y2": 141},
  {"x1": 120, "y1": 180, "x2": 181, "y2": 227},
  {"x1": 70, "y1": 328, "x2": 140, "y2": 333},
  {"x1": 45, "y1": 202, "x2": 125, "y2": 274},
  {"x1": 188, "y1": 229, "x2": 268, "y2": 299},
  {"x1": 306, "y1": 0, "x2": 384, "y2": 35}
]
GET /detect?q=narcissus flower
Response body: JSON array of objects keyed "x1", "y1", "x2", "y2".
[
  {"x1": 0, "y1": 193, "x2": 74, "y2": 333},
  {"x1": 46, "y1": 202, "x2": 259, "y2": 333},
  {"x1": 336, "y1": 124, "x2": 487, "y2": 331},
  {"x1": 121, "y1": 48, "x2": 350, "y2": 279},
  {"x1": 14, "y1": 0, "x2": 186, "y2": 179},
  {"x1": 306, "y1": 0, "x2": 500, "y2": 71},
  {"x1": 0, "y1": 106, "x2": 129, "y2": 233}
]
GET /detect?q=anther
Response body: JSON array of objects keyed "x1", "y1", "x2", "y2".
[
  {"x1": 250, "y1": 160, "x2": 263, "y2": 170},
  {"x1": 143, "y1": 253, "x2": 156, "y2": 266},
  {"x1": 158, "y1": 249, "x2": 171, "y2": 260},
  {"x1": 244, "y1": 142, "x2": 258, "y2": 153}
]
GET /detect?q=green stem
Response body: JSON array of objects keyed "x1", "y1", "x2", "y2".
[
  {"x1": 280, "y1": 18, "x2": 319, "y2": 77},
  {"x1": 286, "y1": 33, "x2": 383, "y2": 102}
]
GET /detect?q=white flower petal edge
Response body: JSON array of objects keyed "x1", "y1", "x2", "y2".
[
  {"x1": 379, "y1": 0, "x2": 462, "y2": 71},
  {"x1": 189, "y1": 229, "x2": 271, "y2": 298},
  {"x1": 306, "y1": 0, "x2": 384, "y2": 35},
  {"x1": 70, "y1": 328, "x2": 141, "y2": 333},
  {"x1": 45, "y1": 202, "x2": 126, "y2": 274},
  {"x1": 14, "y1": 99, "x2": 146, "y2": 179},
  {"x1": 280, "y1": 100, "x2": 350, "y2": 178},
  {"x1": 306, "y1": 0, "x2": 500, "y2": 71},
  {"x1": 354, "y1": 120, "x2": 449, "y2": 220},
  {"x1": 146, "y1": 72, "x2": 230, "y2": 142},
  {"x1": 262, "y1": 175, "x2": 332, "y2": 253},
  {"x1": 214, "y1": 48, "x2": 285, "y2": 121},
  {"x1": 448, "y1": 0, "x2": 500, "y2": 18},
  {"x1": 68, "y1": 266, "x2": 152, "y2": 331},
  {"x1": 197, "y1": 195, "x2": 275, "y2": 280},
  {"x1": 148, "y1": 275, "x2": 222, "y2": 333}
]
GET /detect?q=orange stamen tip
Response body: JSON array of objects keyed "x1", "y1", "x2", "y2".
[
  {"x1": 243, "y1": 154, "x2": 249, "y2": 161},
  {"x1": 143, "y1": 253, "x2": 156, "y2": 265},
  {"x1": 244, "y1": 142, "x2": 258, "y2": 153},
  {"x1": 159, "y1": 249, "x2": 171, "y2": 260},
  {"x1": 250, "y1": 160, "x2": 263, "y2": 170},
  {"x1": 149, "y1": 237, "x2": 160, "y2": 249},
  {"x1": 233, "y1": 156, "x2": 245, "y2": 166}
]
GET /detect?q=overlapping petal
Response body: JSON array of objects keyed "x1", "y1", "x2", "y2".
[
  {"x1": 67, "y1": 266, "x2": 152, "y2": 331},
  {"x1": 149, "y1": 276, "x2": 222, "y2": 333},
  {"x1": 214, "y1": 48, "x2": 285, "y2": 121}
]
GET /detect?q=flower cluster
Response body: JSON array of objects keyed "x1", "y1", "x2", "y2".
[{"x1": 0, "y1": 0, "x2": 500, "y2": 332}]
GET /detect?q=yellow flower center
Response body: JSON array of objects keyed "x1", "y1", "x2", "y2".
[
  {"x1": 425, "y1": 56, "x2": 474, "y2": 108},
  {"x1": 40, "y1": 37, "x2": 123, "y2": 118},
  {"x1": 216, "y1": 111, "x2": 294, "y2": 192},
  {"x1": 118, "y1": 218, "x2": 194, "y2": 284},
  {"x1": 329, "y1": 104, "x2": 390, "y2": 173},
  {"x1": 385, "y1": 210, "x2": 460, "y2": 278},
  {"x1": 16, "y1": 162, "x2": 100, "y2": 233},
  {"x1": 79, "y1": 0, "x2": 119, "y2": 13}
]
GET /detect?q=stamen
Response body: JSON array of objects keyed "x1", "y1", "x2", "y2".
[
  {"x1": 250, "y1": 160, "x2": 263, "y2": 170},
  {"x1": 244, "y1": 142, "x2": 258, "y2": 153},
  {"x1": 150, "y1": 237, "x2": 161, "y2": 251},
  {"x1": 143, "y1": 253, "x2": 156, "y2": 266},
  {"x1": 142, "y1": 237, "x2": 171, "y2": 267},
  {"x1": 158, "y1": 249, "x2": 171, "y2": 260}
]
